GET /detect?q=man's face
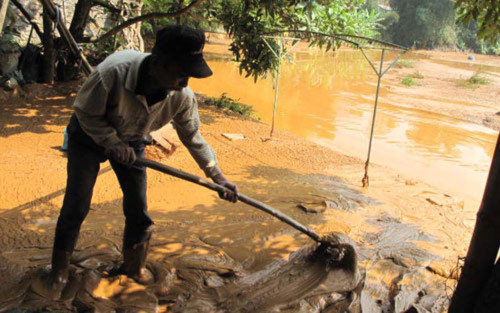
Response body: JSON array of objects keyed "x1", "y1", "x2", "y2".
[{"x1": 150, "y1": 55, "x2": 190, "y2": 91}]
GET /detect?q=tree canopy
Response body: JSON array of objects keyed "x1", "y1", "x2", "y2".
[
  {"x1": 52, "y1": 0, "x2": 381, "y2": 82},
  {"x1": 455, "y1": 0, "x2": 500, "y2": 43}
]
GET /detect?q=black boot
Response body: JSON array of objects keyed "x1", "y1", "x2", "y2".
[
  {"x1": 31, "y1": 249, "x2": 71, "y2": 300},
  {"x1": 50, "y1": 249, "x2": 71, "y2": 286},
  {"x1": 120, "y1": 240, "x2": 152, "y2": 284}
]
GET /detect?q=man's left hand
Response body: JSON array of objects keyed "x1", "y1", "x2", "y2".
[{"x1": 211, "y1": 173, "x2": 238, "y2": 203}]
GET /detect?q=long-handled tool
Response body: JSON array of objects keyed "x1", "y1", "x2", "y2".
[{"x1": 135, "y1": 157, "x2": 324, "y2": 244}]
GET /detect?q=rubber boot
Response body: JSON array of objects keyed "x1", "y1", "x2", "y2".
[
  {"x1": 31, "y1": 249, "x2": 71, "y2": 300},
  {"x1": 120, "y1": 240, "x2": 151, "y2": 284},
  {"x1": 50, "y1": 249, "x2": 72, "y2": 285}
]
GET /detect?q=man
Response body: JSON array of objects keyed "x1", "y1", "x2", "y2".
[{"x1": 48, "y1": 25, "x2": 238, "y2": 289}]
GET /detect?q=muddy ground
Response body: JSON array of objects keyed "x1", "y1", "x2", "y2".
[
  {"x1": 0, "y1": 50, "x2": 498, "y2": 312},
  {"x1": 385, "y1": 50, "x2": 500, "y2": 131}
]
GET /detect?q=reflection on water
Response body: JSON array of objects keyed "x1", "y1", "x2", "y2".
[{"x1": 191, "y1": 40, "x2": 497, "y2": 204}]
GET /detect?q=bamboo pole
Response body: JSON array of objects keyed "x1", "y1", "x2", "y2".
[{"x1": 449, "y1": 132, "x2": 500, "y2": 312}]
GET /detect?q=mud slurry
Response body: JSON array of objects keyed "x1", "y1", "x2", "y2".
[
  {"x1": 0, "y1": 234, "x2": 363, "y2": 313},
  {"x1": 174, "y1": 234, "x2": 362, "y2": 312}
]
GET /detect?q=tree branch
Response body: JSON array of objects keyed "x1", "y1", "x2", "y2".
[
  {"x1": 91, "y1": 0, "x2": 205, "y2": 43},
  {"x1": 10, "y1": 0, "x2": 43, "y2": 40},
  {"x1": 91, "y1": 0, "x2": 120, "y2": 14}
]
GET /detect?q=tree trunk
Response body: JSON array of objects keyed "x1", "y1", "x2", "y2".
[
  {"x1": 449, "y1": 133, "x2": 500, "y2": 312},
  {"x1": 69, "y1": 0, "x2": 92, "y2": 42},
  {"x1": 120, "y1": 0, "x2": 144, "y2": 51},
  {"x1": 41, "y1": 7, "x2": 55, "y2": 83},
  {"x1": 0, "y1": 0, "x2": 9, "y2": 35},
  {"x1": 176, "y1": 0, "x2": 184, "y2": 24}
]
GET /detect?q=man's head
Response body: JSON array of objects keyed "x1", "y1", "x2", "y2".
[{"x1": 149, "y1": 25, "x2": 212, "y2": 91}]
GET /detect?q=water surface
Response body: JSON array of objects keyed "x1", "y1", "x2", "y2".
[{"x1": 191, "y1": 40, "x2": 497, "y2": 205}]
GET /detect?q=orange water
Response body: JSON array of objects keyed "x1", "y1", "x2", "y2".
[{"x1": 191, "y1": 40, "x2": 498, "y2": 206}]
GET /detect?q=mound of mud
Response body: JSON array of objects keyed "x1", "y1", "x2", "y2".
[{"x1": 1, "y1": 235, "x2": 363, "y2": 313}]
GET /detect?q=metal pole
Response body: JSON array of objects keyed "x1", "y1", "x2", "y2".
[
  {"x1": 270, "y1": 39, "x2": 282, "y2": 138},
  {"x1": 449, "y1": 132, "x2": 500, "y2": 312},
  {"x1": 362, "y1": 48, "x2": 385, "y2": 187}
]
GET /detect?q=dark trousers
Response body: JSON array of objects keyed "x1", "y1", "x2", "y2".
[{"x1": 53, "y1": 115, "x2": 154, "y2": 252}]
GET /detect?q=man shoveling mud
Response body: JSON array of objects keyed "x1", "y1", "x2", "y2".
[{"x1": 43, "y1": 25, "x2": 238, "y2": 292}]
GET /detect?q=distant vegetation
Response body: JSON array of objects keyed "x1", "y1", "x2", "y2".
[
  {"x1": 401, "y1": 72, "x2": 424, "y2": 87},
  {"x1": 395, "y1": 60, "x2": 415, "y2": 68},
  {"x1": 456, "y1": 72, "x2": 490, "y2": 89},
  {"x1": 366, "y1": 0, "x2": 500, "y2": 55},
  {"x1": 409, "y1": 71, "x2": 424, "y2": 79}
]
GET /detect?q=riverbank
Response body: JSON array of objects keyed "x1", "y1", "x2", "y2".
[
  {"x1": 192, "y1": 42, "x2": 499, "y2": 212},
  {"x1": 0, "y1": 80, "x2": 478, "y2": 311},
  {"x1": 386, "y1": 50, "x2": 500, "y2": 131}
]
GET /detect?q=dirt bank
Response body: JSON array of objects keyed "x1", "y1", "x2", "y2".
[{"x1": 0, "y1": 74, "x2": 480, "y2": 311}]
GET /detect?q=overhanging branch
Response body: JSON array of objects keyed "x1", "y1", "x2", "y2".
[
  {"x1": 92, "y1": 0, "x2": 121, "y2": 14},
  {"x1": 10, "y1": 0, "x2": 43, "y2": 40},
  {"x1": 91, "y1": 0, "x2": 205, "y2": 43}
]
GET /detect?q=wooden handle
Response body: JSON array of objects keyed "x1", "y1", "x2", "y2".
[{"x1": 135, "y1": 157, "x2": 322, "y2": 243}]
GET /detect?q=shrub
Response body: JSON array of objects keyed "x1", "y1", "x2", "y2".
[
  {"x1": 204, "y1": 93, "x2": 258, "y2": 118},
  {"x1": 401, "y1": 76, "x2": 415, "y2": 86},
  {"x1": 456, "y1": 72, "x2": 490, "y2": 89}
]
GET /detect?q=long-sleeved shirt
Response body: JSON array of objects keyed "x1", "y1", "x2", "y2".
[{"x1": 73, "y1": 50, "x2": 221, "y2": 177}]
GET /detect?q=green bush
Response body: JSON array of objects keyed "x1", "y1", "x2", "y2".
[
  {"x1": 401, "y1": 76, "x2": 415, "y2": 86},
  {"x1": 204, "y1": 93, "x2": 258, "y2": 118},
  {"x1": 456, "y1": 72, "x2": 490, "y2": 89}
]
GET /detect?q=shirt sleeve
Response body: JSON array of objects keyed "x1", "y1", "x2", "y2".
[
  {"x1": 73, "y1": 69, "x2": 122, "y2": 147},
  {"x1": 173, "y1": 94, "x2": 222, "y2": 178}
]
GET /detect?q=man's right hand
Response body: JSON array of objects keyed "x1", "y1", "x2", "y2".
[{"x1": 105, "y1": 142, "x2": 136, "y2": 166}]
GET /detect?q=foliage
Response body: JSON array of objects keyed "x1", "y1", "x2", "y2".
[
  {"x1": 37, "y1": 0, "x2": 382, "y2": 82},
  {"x1": 204, "y1": 93, "x2": 258, "y2": 118},
  {"x1": 388, "y1": 0, "x2": 457, "y2": 49},
  {"x1": 395, "y1": 59, "x2": 415, "y2": 68},
  {"x1": 140, "y1": 0, "x2": 220, "y2": 35},
  {"x1": 401, "y1": 76, "x2": 416, "y2": 87},
  {"x1": 364, "y1": 0, "x2": 399, "y2": 41},
  {"x1": 216, "y1": 0, "x2": 381, "y2": 81},
  {"x1": 456, "y1": 71, "x2": 490, "y2": 89},
  {"x1": 455, "y1": 0, "x2": 500, "y2": 43},
  {"x1": 401, "y1": 71, "x2": 423, "y2": 87},
  {"x1": 457, "y1": 23, "x2": 500, "y2": 55}
]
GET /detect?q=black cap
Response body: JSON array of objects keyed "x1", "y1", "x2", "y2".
[{"x1": 152, "y1": 25, "x2": 213, "y2": 78}]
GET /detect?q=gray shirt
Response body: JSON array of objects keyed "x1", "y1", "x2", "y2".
[{"x1": 74, "y1": 50, "x2": 221, "y2": 177}]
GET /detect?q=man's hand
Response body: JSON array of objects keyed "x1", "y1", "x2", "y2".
[
  {"x1": 211, "y1": 173, "x2": 238, "y2": 203},
  {"x1": 105, "y1": 142, "x2": 136, "y2": 166}
]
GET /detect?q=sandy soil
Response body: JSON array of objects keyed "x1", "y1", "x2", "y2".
[
  {"x1": 384, "y1": 50, "x2": 500, "y2": 131},
  {"x1": 0, "y1": 50, "x2": 497, "y2": 312}
]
